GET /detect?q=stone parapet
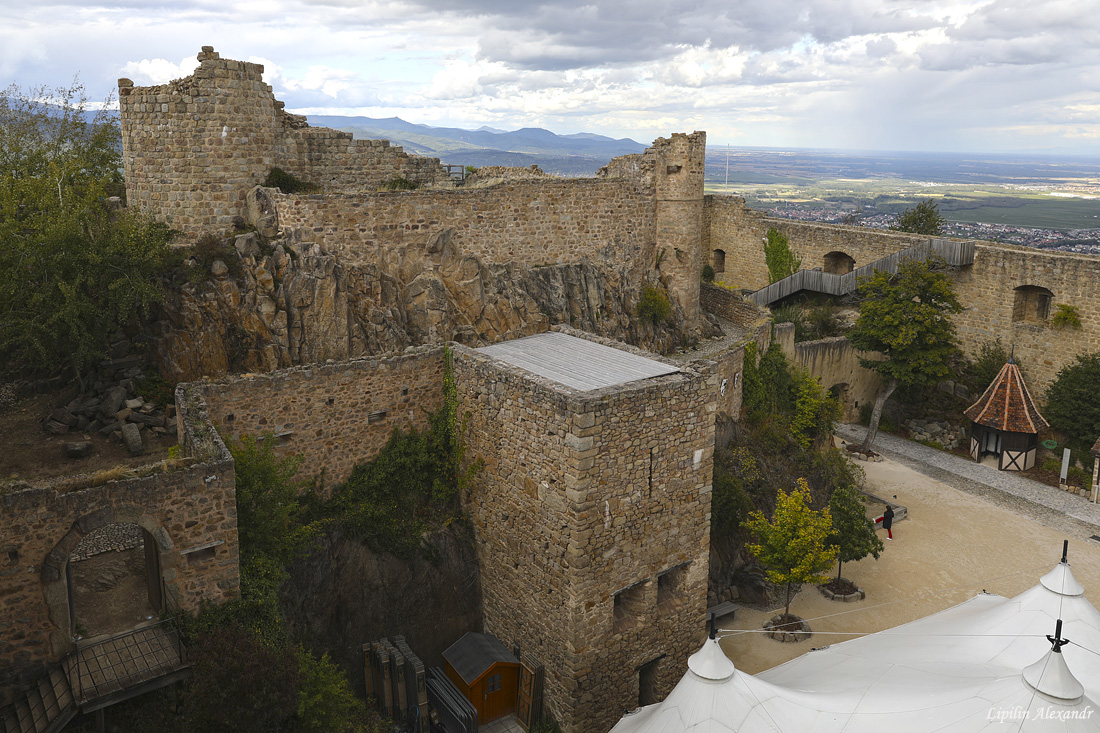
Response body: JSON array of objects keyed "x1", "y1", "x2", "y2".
[{"x1": 193, "y1": 345, "x2": 447, "y2": 486}]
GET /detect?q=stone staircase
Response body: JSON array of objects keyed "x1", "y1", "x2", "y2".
[
  {"x1": 1, "y1": 621, "x2": 188, "y2": 733},
  {"x1": 749, "y1": 238, "x2": 975, "y2": 306}
]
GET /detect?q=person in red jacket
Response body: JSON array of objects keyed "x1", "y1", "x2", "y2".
[{"x1": 881, "y1": 505, "x2": 894, "y2": 540}]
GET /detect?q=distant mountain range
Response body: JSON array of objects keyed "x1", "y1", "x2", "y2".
[{"x1": 306, "y1": 115, "x2": 646, "y2": 176}]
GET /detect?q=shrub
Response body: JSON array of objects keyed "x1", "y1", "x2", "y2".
[
  {"x1": 329, "y1": 348, "x2": 476, "y2": 558},
  {"x1": 701, "y1": 264, "x2": 715, "y2": 283},
  {"x1": 1052, "y1": 304, "x2": 1083, "y2": 330},
  {"x1": 763, "y1": 228, "x2": 801, "y2": 284},
  {"x1": 263, "y1": 167, "x2": 319, "y2": 193},
  {"x1": 635, "y1": 285, "x2": 672, "y2": 325},
  {"x1": 378, "y1": 177, "x2": 420, "y2": 191}
]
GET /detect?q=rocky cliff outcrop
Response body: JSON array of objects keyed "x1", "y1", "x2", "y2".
[
  {"x1": 153, "y1": 230, "x2": 707, "y2": 382},
  {"x1": 281, "y1": 525, "x2": 482, "y2": 693}
]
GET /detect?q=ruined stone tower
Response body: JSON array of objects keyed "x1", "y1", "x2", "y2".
[
  {"x1": 118, "y1": 46, "x2": 449, "y2": 233},
  {"x1": 653, "y1": 132, "x2": 707, "y2": 335}
]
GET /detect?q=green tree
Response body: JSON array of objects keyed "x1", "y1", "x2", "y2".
[
  {"x1": 827, "y1": 484, "x2": 883, "y2": 582},
  {"x1": 182, "y1": 625, "x2": 300, "y2": 733},
  {"x1": 763, "y1": 227, "x2": 801, "y2": 284},
  {"x1": 295, "y1": 648, "x2": 377, "y2": 733},
  {"x1": 0, "y1": 82, "x2": 173, "y2": 375},
  {"x1": 789, "y1": 371, "x2": 841, "y2": 450},
  {"x1": 743, "y1": 479, "x2": 838, "y2": 617},
  {"x1": 1044, "y1": 352, "x2": 1100, "y2": 459},
  {"x1": 892, "y1": 198, "x2": 944, "y2": 235},
  {"x1": 848, "y1": 257, "x2": 962, "y2": 451},
  {"x1": 967, "y1": 338, "x2": 1013, "y2": 396},
  {"x1": 231, "y1": 434, "x2": 323, "y2": 567}
]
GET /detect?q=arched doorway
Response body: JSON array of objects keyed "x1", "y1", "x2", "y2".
[
  {"x1": 713, "y1": 249, "x2": 726, "y2": 274},
  {"x1": 68, "y1": 524, "x2": 162, "y2": 638},
  {"x1": 829, "y1": 383, "x2": 854, "y2": 421},
  {"x1": 823, "y1": 251, "x2": 855, "y2": 275}
]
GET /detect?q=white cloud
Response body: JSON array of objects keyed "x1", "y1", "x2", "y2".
[
  {"x1": 0, "y1": 0, "x2": 1097, "y2": 153},
  {"x1": 119, "y1": 56, "x2": 200, "y2": 85}
]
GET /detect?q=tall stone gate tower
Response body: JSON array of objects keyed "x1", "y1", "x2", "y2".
[{"x1": 454, "y1": 330, "x2": 716, "y2": 733}]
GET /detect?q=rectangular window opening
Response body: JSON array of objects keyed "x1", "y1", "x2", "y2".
[
  {"x1": 657, "y1": 563, "x2": 690, "y2": 610},
  {"x1": 613, "y1": 579, "x2": 648, "y2": 633}
]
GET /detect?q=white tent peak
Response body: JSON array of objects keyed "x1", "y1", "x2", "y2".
[
  {"x1": 1023, "y1": 647, "x2": 1085, "y2": 702},
  {"x1": 687, "y1": 638, "x2": 736, "y2": 681},
  {"x1": 1040, "y1": 561, "x2": 1086, "y2": 596}
]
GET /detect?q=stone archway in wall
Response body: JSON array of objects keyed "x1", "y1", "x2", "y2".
[
  {"x1": 713, "y1": 249, "x2": 726, "y2": 274},
  {"x1": 68, "y1": 523, "x2": 161, "y2": 639},
  {"x1": 41, "y1": 507, "x2": 176, "y2": 654},
  {"x1": 828, "y1": 383, "x2": 855, "y2": 422},
  {"x1": 823, "y1": 251, "x2": 855, "y2": 275}
]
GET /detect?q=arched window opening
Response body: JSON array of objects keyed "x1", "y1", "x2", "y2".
[
  {"x1": 713, "y1": 249, "x2": 726, "y2": 274},
  {"x1": 823, "y1": 251, "x2": 855, "y2": 275},
  {"x1": 1013, "y1": 285, "x2": 1053, "y2": 323}
]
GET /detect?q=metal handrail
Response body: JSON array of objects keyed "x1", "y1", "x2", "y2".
[{"x1": 72, "y1": 617, "x2": 186, "y2": 705}]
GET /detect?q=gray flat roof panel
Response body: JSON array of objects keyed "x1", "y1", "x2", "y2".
[{"x1": 478, "y1": 332, "x2": 679, "y2": 391}]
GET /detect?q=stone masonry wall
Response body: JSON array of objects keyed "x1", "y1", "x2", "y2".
[
  {"x1": 772, "y1": 326, "x2": 884, "y2": 422},
  {"x1": 454, "y1": 326, "x2": 716, "y2": 733},
  {"x1": 268, "y1": 177, "x2": 657, "y2": 272},
  {"x1": 706, "y1": 196, "x2": 1100, "y2": 393},
  {"x1": 118, "y1": 46, "x2": 449, "y2": 233},
  {"x1": 698, "y1": 283, "x2": 773, "y2": 420},
  {"x1": 0, "y1": 392, "x2": 239, "y2": 700},
  {"x1": 198, "y1": 346, "x2": 446, "y2": 486}
]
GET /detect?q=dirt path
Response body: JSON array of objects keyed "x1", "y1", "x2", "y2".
[
  {"x1": 70, "y1": 548, "x2": 156, "y2": 638},
  {"x1": 719, "y1": 448, "x2": 1100, "y2": 675}
]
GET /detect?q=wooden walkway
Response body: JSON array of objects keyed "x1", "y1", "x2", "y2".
[
  {"x1": 2, "y1": 621, "x2": 188, "y2": 733},
  {"x1": 749, "y1": 238, "x2": 976, "y2": 306}
]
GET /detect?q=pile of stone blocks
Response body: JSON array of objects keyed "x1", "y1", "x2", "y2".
[{"x1": 43, "y1": 348, "x2": 176, "y2": 456}]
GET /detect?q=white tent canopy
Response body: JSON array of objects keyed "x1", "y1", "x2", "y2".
[{"x1": 611, "y1": 560, "x2": 1100, "y2": 732}]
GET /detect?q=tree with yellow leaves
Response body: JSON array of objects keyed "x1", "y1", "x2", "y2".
[{"x1": 743, "y1": 478, "x2": 839, "y2": 618}]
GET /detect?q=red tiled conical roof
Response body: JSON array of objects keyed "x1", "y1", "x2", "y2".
[{"x1": 964, "y1": 360, "x2": 1048, "y2": 434}]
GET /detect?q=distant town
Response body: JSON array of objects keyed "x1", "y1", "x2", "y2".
[{"x1": 765, "y1": 204, "x2": 1100, "y2": 254}]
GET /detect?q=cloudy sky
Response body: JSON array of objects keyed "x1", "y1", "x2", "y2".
[{"x1": 3, "y1": 0, "x2": 1098, "y2": 154}]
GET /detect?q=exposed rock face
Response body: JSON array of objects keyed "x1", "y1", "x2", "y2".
[
  {"x1": 281, "y1": 526, "x2": 482, "y2": 693},
  {"x1": 154, "y1": 232, "x2": 702, "y2": 382}
]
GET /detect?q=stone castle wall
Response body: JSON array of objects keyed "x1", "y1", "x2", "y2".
[
  {"x1": 118, "y1": 46, "x2": 449, "y2": 233},
  {"x1": 0, "y1": 392, "x2": 239, "y2": 700},
  {"x1": 267, "y1": 177, "x2": 657, "y2": 271},
  {"x1": 698, "y1": 283, "x2": 773, "y2": 420},
  {"x1": 770, "y1": 326, "x2": 884, "y2": 422},
  {"x1": 197, "y1": 346, "x2": 446, "y2": 486},
  {"x1": 453, "y1": 327, "x2": 716, "y2": 733},
  {"x1": 704, "y1": 195, "x2": 1100, "y2": 392}
]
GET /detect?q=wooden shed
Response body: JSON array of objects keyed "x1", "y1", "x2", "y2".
[
  {"x1": 443, "y1": 632, "x2": 520, "y2": 726},
  {"x1": 964, "y1": 358, "x2": 1048, "y2": 471}
]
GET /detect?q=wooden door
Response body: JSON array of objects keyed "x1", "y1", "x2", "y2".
[
  {"x1": 480, "y1": 665, "x2": 517, "y2": 724},
  {"x1": 517, "y1": 658, "x2": 533, "y2": 729}
]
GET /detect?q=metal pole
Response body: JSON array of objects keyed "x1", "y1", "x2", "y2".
[{"x1": 724, "y1": 144, "x2": 729, "y2": 192}]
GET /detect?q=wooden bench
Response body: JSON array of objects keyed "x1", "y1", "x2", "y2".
[{"x1": 706, "y1": 601, "x2": 738, "y2": 622}]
